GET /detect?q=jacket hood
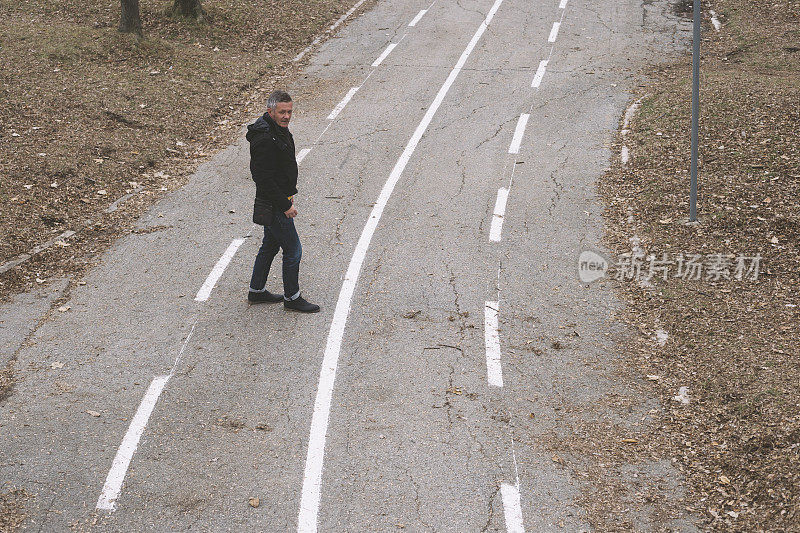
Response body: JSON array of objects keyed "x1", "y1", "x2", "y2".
[{"x1": 246, "y1": 114, "x2": 272, "y2": 143}]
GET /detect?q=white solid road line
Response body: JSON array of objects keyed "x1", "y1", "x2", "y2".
[
  {"x1": 489, "y1": 187, "x2": 510, "y2": 242},
  {"x1": 297, "y1": 0, "x2": 508, "y2": 530},
  {"x1": 297, "y1": 148, "x2": 312, "y2": 164},
  {"x1": 559, "y1": 0, "x2": 568, "y2": 8},
  {"x1": 508, "y1": 113, "x2": 530, "y2": 154},
  {"x1": 501, "y1": 482, "x2": 526, "y2": 532},
  {"x1": 327, "y1": 87, "x2": 360, "y2": 120},
  {"x1": 294, "y1": 0, "x2": 369, "y2": 62},
  {"x1": 548, "y1": 21, "x2": 561, "y2": 42},
  {"x1": 372, "y1": 43, "x2": 398, "y2": 67},
  {"x1": 194, "y1": 238, "x2": 246, "y2": 302},
  {"x1": 531, "y1": 60, "x2": 548, "y2": 88},
  {"x1": 409, "y1": 9, "x2": 428, "y2": 26},
  {"x1": 484, "y1": 301, "x2": 503, "y2": 387},
  {"x1": 96, "y1": 376, "x2": 170, "y2": 510},
  {"x1": 97, "y1": 321, "x2": 197, "y2": 510}
]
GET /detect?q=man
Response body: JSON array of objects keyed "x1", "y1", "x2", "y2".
[{"x1": 246, "y1": 90, "x2": 320, "y2": 313}]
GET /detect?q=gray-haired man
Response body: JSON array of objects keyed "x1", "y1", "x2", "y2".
[{"x1": 246, "y1": 90, "x2": 319, "y2": 313}]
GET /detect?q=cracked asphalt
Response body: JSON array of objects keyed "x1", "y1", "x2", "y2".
[{"x1": 0, "y1": 0, "x2": 697, "y2": 530}]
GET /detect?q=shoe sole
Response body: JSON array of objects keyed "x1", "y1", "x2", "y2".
[
  {"x1": 247, "y1": 296, "x2": 284, "y2": 304},
  {"x1": 284, "y1": 306, "x2": 321, "y2": 313}
]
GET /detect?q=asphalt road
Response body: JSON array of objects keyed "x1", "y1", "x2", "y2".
[{"x1": 1, "y1": 0, "x2": 697, "y2": 530}]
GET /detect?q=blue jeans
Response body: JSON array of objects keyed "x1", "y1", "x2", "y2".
[{"x1": 249, "y1": 212, "x2": 302, "y2": 300}]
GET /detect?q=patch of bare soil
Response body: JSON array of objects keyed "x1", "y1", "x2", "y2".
[
  {"x1": 0, "y1": 488, "x2": 30, "y2": 531},
  {"x1": 595, "y1": 0, "x2": 800, "y2": 530},
  {"x1": 0, "y1": 0, "x2": 373, "y2": 302}
]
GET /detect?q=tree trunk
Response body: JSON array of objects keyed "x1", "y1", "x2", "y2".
[
  {"x1": 172, "y1": 0, "x2": 206, "y2": 21},
  {"x1": 118, "y1": 0, "x2": 142, "y2": 35}
]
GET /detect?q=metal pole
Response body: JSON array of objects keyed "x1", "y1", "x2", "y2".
[{"x1": 690, "y1": 0, "x2": 700, "y2": 221}]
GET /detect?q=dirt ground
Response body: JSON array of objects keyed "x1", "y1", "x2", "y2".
[
  {"x1": 0, "y1": 0, "x2": 372, "y2": 301},
  {"x1": 593, "y1": 0, "x2": 800, "y2": 529}
]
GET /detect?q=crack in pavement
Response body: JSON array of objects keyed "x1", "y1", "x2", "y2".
[
  {"x1": 474, "y1": 115, "x2": 516, "y2": 151},
  {"x1": 451, "y1": 154, "x2": 469, "y2": 200},
  {"x1": 406, "y1": 468, "x2": 436, "y2": 532},
  {"x1": 332, "y1": 147, "x2": 370, "y2": 244},
  {"x1": 480, "y1": 483, "x2": 501, "y2": 533},
  {"x1": 547, "y1": 172, "x2": 565, "y2": 217},
  {"x1": 361, "y1": 247, "x2": 387, "y2": 300},
  {"x1": 318, "y1": 127, "x2": 391, "y2": 146},
  {"x1": 455, "y1": 0, "x2": 489, "y2": 19},
  {"x1": 573, "y1": 4, "x2": 618, "y2": 35}
]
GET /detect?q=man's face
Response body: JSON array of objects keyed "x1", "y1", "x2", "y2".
[{"x1": 268, "y1": 101, "x2": 293, "y2": 128}]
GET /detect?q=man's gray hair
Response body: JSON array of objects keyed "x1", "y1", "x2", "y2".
[{"x1": 267, "y1": 90, "x2": 292, "y2": 110}]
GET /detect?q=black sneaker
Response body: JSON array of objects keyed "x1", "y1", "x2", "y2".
[
  {"x1": 284, "y1": 296, "x2": 320, "y2": 313},
  {"x1": 248, "y1": 290, "x2": 284, "y2": 304}
]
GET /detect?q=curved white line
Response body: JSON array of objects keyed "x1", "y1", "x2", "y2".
[{"x1": 297, "y1": 0, "x2": 509, "y2": 529}]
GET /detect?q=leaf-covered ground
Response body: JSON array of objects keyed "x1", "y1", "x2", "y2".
[
  {"x1": 0, "y1": 488, "x2": 29, "y2": 531},
  {"x1": 0, "y1": 0, "x2": 370, "y2": 300},
  {"x1": 597, "y1": 0, "x2": 800, "y2": 529}
]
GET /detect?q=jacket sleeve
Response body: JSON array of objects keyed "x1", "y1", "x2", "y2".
[{"x1": 250, "y1": 135, "x2": 294, "y2": 212}]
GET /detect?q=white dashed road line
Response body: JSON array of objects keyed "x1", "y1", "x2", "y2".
[
  {"x1": 490, "y1": 1, "x2": 570, "y2": 240},
  {"x1": 548, "y1": 21, "x2": 561, "y2": 42},
  {"x1": 531, "y1": 60, "x2": 548, "y2": 88},
  {"x1": 489, "y1": 187, "x2": 510, "y2": 242},
  {"x1": 372, "y1": 43, "x2": 399, "y2": 67},
  {"x1": 710, "y1": 10, "x2": 722, "y2": 31},
  {"x1": 194, "y1": 238, "x2": 246, "y2": 302},
  {"x1": 410, "y1": 0, "x2": 437, "y2": 26},
  {"x1": 409, "y1": 9, "x2": 428, "y2": 26},
  {"x1": 484, "y1": 3, "x2": 574, "y2": 528},
  {"x1": 508, "y1": 113, "x2": 530, "y2": 154},
  {"x1": 371, "y1": 33, "x2": 407, "y2": 68},
  {"x1": 327, "y1": 87, "x2": 360, "y2": 120},
  {"x1": 97, "y1": 321, "x2": 197, "y2": 511},
  {"x1": 484, "y1": 301, "x2": 503, "y2": 387},
  {"x1": 96, "y1": 376, "x2": 170, "y2": 510},
  {"x1": 622, "y1": 96, "x2": 644, "y2": 131},
  {"x1": 297, "y1": 148, "x2": 312, "y2": 164},
  {"x1": 298, "y1": 0, "x2": 509, "y2": 529},
  {"x1": 500, "y1": 482, "x2": 526, "y2": 532}
]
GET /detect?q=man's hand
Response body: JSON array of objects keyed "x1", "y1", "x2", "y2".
[{"x1": 284, "y1": 205, "x2": 298, "y2": 218}]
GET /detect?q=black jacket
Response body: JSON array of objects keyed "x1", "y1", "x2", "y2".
[{"x1": 246, "y1": 113, "x2": 298, "y2": 213}]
